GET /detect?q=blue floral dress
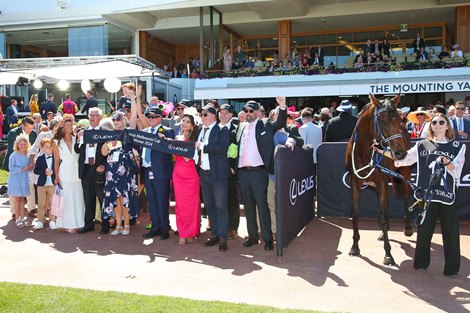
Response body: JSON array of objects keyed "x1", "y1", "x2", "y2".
[{"x1": 102, "y1": 141, "x2": 138, "y2": 219}]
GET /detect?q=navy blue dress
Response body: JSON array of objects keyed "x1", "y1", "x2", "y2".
[{"x1": 102, "y1": 141, "x2": 138, "y2": 219}]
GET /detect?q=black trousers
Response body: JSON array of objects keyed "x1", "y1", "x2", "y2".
[
  {"x1": 238, "y1": 167, "x2": 272, "y2": 242},
  {"x1": 414, "y1": 201, "x2": 460, "y2": 275},
  {"x1": 81, "y1": 165, "x2": 104, "y2": 228},
  {"x1": 227, "y1": 173, "x2": 240, "y2": 231}
]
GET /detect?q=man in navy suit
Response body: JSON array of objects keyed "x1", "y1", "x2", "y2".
[
  {"x1": 39, "y1": 93, "x2": 57, "y2": 120},
  {"x1": 236, "y1": 96, "x2": 287, "y2": 251},
  {"x1": 142, "y1": 107, "x2": 175, "y2": 240},
  {"x1": 196, "y1": 105, "x2": 230, "y2": 252},
  {"x1": 75, "y1": 108, "x2": 107, "y2": 234},
  {"x1": 5, "y1": 99, "x2": 19, "y2": 127},
  {"x1": 451, "y1": 101, "x2": 470, "y2": 139}
]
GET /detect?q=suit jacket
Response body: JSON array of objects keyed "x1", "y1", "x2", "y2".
[
  {"x1": 220, "y1": 122, "x2": 238, "y2": 171},
  {"x1": 413, "y1": 38, "x2": 426, "y2": 53},
  {"x1": 202, "y1": 124, "x2": 230, "y2": 180},
  {"x1": 39, "y1": 100, "x2": 57, "y2": 119},
  {"x1": 6, "y1": 106, "x2": 18, "y2": 126},
  {"x1": 324, "y1": 112, "x2": 358, "y2": 142},
  {"x1": 141, "y1": 125, "x2": 175, "y2": 180},
  {"x1": 371, "y1": 43, "x2": 382, "y2": 54},
  {"x1": 416, "y1": 51, "x2": 429, "y2": 61},
  {"x1": 1, "y1": 126, "x2": 37, "y2": 171},
  {"x1": 451, "y1": 117, "x2": 470, "y2": 139},
  {"x1": 284, "y1": 124, "x2": 304, "y2": 147},
  {"x1": 236, "y1": 107, "x2": 287, "y2": 174},
  {"x1": 74, "y1": 129, "x2": 107, "y2": 179},
  {"x1": 34, "y1": 154, "x2": 56, "y2": 186}
]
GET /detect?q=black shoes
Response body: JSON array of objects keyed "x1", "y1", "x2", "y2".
[
  {"x1": 142, "y1": 229, "x2": 162, "y2": 238},
  {"x1": 99, "y1": 220, "x2": 110, "y2": 234},
  {"x1": 219, "y1": 239, "x2": 228, "y2": 252},
  {"x1": 77, "y1": 226, "x2": 94, "y2": 234},
  {"x1": 243, "y1": 238, "x2": 259, "y2": 248},
  {"x1": 159, "y1": 232, "x2": 170, "y2": 240},
  {"x1": 264, "y1": 240, "x2": 274, "y2": 251},
  {"x1": 203, "y1": 236, "x2": 220, "y2": 247},
  {"x1": 444, "y1": 272, "x2": 459, "y2": 278}
]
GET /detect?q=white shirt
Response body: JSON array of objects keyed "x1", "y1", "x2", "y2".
[
  {"x1": 85, "y1": 126, "x2": 100, "y2": 164},
  {"x1": 197, "y1": 122, "x2": 217, "y2": 170},
  {"x1": 44, "y1": 153, "x2": 54, "y2": 186},
  {"x1": 142, "y1": 124, "x2": 160, "y2": 168}
]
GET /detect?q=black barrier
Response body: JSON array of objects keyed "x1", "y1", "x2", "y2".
[
  {"x1": 275, "y1": 145, "x2": 315, "y2": 257},
  {"x1": 317, "y1": 141, "x2": 470, "y2": 220}
]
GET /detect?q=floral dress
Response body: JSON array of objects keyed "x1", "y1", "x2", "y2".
[{"x1": 102, "y1": 141, "x2": 138, "y2": 219}]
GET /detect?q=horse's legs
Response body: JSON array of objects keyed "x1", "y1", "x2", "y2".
[
  {"x1": 378, "y1": 180, "x2": 396, "y2": 265},
  {"x1": 349, "y1": 177, "x2": 361, "y2": 256},
  {"x1": 403, "y1": 197, "x2": 414, "y2": 237}
]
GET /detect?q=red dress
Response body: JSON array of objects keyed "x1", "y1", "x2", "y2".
[{"x1": 173, "y1": 138, "x2": 200, "y2": 238}]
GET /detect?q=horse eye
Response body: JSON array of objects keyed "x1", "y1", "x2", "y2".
[{"x1": 380, "y1": 119, "x2": 387, "y2": 126}]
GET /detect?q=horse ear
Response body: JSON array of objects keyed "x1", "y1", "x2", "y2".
[
  {"x1": 391, "y1": 93, "x2": 401, "y2": 107},
  {"x1": 369, "y1": 93, "x2": 381, "y2": 107}
]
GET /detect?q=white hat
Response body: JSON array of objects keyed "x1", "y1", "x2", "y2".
[{"x1": 337, "y1": 100, "x2": 352, "y2": 112}]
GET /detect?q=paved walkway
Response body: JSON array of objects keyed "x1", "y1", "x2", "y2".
[{"x1": 0, "y1": 206, "x2": 469, "y2": 313}]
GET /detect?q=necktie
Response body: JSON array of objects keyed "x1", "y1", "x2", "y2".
[
  {"x1": 197, "y1": 127, "x2": 209, "y2": 167},
  {"x1": 459, "y1": 119, "x2": 463, "y2": 132},
  {"x1": 144, "y1": 128, "x2": 156, "y2": 164},
  {"x1": 88, "y1": 143, "x2": 95, "y2": 165}
]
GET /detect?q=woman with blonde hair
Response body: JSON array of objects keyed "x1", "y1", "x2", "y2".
[{"x1": 29, "y1": 94, "x2": 39, "y2": 116}]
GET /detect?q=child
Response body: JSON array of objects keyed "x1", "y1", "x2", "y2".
[
  {"x1": 7, "y1": 135, "x2": 32, "y2": 228},
  {"x1": 33, "y1": 138, "x2": 57, "y2": 230}
]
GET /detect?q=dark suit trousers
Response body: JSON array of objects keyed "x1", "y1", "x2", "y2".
[
  {"x1": 143, "y1": 168, "x2": 171, "y2": 233},
  {"x1": 199, "y1": 169, "x2": 229, "y2": 240},
  {"x1": 81, "y1": 165, "x2": 104, "y2": 228},
  {"x1": 227, "y1": 173, "x2": 240, "y2": 230},
  {"x1": 414, "y1": 202, "x2": 460, "y2": 275},
  {"x1": 238, "y1": 168, "x2": 272, "y2": 242}
]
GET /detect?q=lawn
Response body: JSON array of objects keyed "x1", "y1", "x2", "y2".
[{"x1": 0, "y1": 282, "x2": 325, "y2": 313}]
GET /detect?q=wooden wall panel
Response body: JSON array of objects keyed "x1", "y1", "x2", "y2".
[
  {"x1": 139, "y1": 31, "x2": 176, "y2": 67},
  {"x1": 278, "y1": 20, "x2": 291, "y2": 60},
  {"x1": 456, "y1": 6, "x2": 470, "y2": 52}
]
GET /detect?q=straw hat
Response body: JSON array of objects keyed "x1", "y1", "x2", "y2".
[{"x1": 407, "y1": 107, "x2": 431, "y2": 124}]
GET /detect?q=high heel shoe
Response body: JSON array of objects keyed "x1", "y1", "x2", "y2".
[
  {"x1": 111, "y1": 226, "x2": 123, "y2": 236},
  {"x1": 122, "y1": 225, "x2": 130, "y2": 236}
]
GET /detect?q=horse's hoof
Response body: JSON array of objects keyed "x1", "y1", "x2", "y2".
[
  {"x1": 383, "y1": 256, "x2": 396, "y2": 266},
  {"x1": 377, "y1": 233, "x2": 384, "y2": 241},
  {"x1": 404, "y1": 227, "x2": 414, "y2": 237},
  {"x1": 349, "y1": 248, "x2": 360, "y2": 256}
]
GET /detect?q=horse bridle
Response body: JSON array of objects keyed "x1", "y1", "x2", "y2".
[
  {"x1": 373, "y1": 106, "x2": 403, "y2": 147},
  {"x1": 351, "y1": 104, "x2": 403, "y2": 180}
]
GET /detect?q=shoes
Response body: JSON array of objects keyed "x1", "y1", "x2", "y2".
[
  {"x1": 66, "y1": 228, "x2": 76, "y2": 233},
  {"x1": 203, "y1": 236, "x2": 220, "y2": 247},
  {"x1": 179, "y1": 238, "x2": 187, "y2": 245},
  {"x1": 33, "y1": 221, "x2": 44, "y2": 230},
  {"x1": 11, "y1": 214, "x2": 16, "y2": 221},
  {"x1": 22, "y1": 217, "x2": 31, "y2": 227},
  {"x1": 122, "y1": 226, "x2": 130, "y2": 236},
  {"x1": 444, "y1": 272, "x2": 459, "y2": 278},
  {"x1": 264, "y1": 240, "x2": 274, "y2": 251},
  {"x1": 111, "y1": 226, "x2": 123, "y2": 236},
  {"x1": 129, "y1": 218, "x2": 136, "y2": 226},
  {"x1": 228, "y1": 230, "x2": 238, "y2": 240},
  {"x1": 28, "y1": 210, "x2": 37, "y2": 218},
  {"x1": 414, "y1": 267, "x2": 427, "y2": 271},
  {"x1": 100, "y1": 220, "x2": 110, "y2": 234},
  {"x1": 77, "y1": 226, "x2": 94, "y2": 234},
  {"x1": 16, "y1": 218, "x2": 25, "y2": 228},
  {"x1": 142, "y1": 229, "x2": 161, "y2": 238},
  {"x1": 243, "y1": 238, "x2": 259, "y2": 248},
  {"x1": 49, "y1": 221, "x2": 58, "y2": 230},
  {"x1": 159, "y1": 232, "x2": 170, "y2": 240},
  {"x1": 219, "y1": 239, "x2": 228, "y2": 252}
]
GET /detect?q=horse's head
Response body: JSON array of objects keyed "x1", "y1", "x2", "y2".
[{"x1": 370, "y1": 94, "x2": 408, "y2": 160}]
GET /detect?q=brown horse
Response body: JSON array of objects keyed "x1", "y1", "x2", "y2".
[{"x1": 345, "y1": 94, "x2": 413, "y2": 266}]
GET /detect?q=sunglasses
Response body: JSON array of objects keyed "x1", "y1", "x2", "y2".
[
  {"x1": 243, "y1": 109, "x2": 254, "y2": 113},
  {"x1": 431, "y1": 120, "x2": 446, "y2": 126},
  {"x1": 456, "y1": 107, "x2": 466, "y2": 111},
  {"x1": 415, "y1": 113, "x2": 425, "y2": 117},
  {"x1": 201, "y1": 113, "x2": 209, "y2": 117},
  {"x1": 147, "y1": 115, "x2": 161, "y2": 119},
  {"x1": 112, "y1": 116, "x2": 123, "y2": 122},
  {"x1": 176, "y1": 107, "x2": 185, "y2": 111}
]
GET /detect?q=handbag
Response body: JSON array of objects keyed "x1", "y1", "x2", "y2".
[{"x1": 51, "y1": 185, "x2": 64, "y2": 217}]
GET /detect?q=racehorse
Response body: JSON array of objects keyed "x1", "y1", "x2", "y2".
[{"x1": 345, "y1": 94, "x2": 413, "y2": 266}]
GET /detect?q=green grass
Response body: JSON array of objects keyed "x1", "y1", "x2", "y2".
[{"x1": 0, "y1": 282, "x2": 324, "y2": 313}]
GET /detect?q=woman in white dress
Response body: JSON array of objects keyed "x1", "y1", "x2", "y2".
[{"x1": 52, "y1": 114, "x2": 85, "y2": 233}]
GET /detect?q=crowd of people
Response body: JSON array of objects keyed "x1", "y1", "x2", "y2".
[{"x1": 2, "y1": 87, "x2": 467, "y2": 276}]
